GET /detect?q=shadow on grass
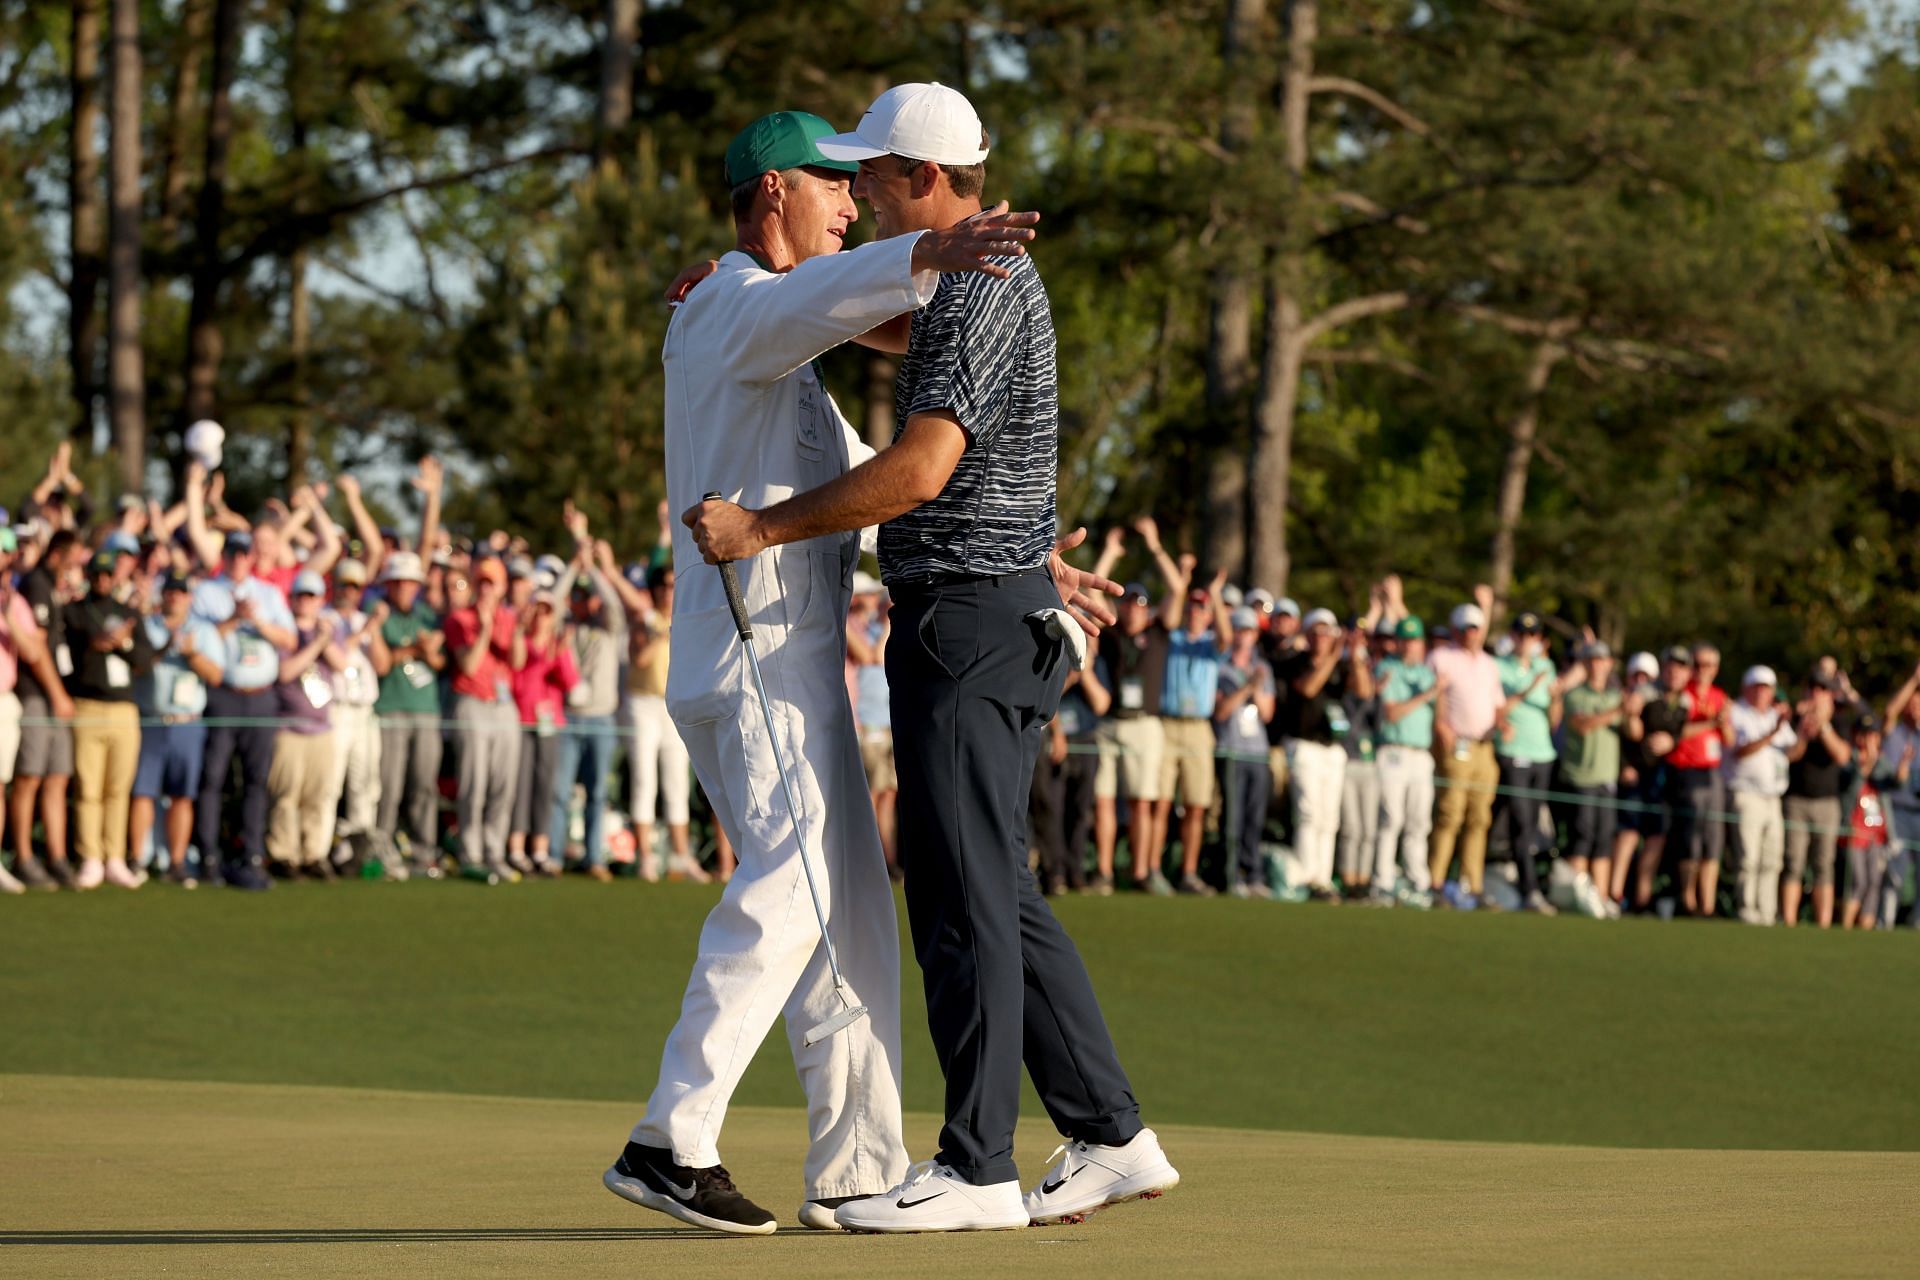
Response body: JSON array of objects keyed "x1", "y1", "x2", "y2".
[{"x1": 0, "y1": 1226, "x2": 825, "y2": 1246}]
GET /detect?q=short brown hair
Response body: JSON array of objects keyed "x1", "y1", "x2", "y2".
[
  {"x1": 895, "y1": 130, "x2": 988, "y2": 200},
  {"x1": 730, "y1": 167, "x2": 803, "y2": 223}
]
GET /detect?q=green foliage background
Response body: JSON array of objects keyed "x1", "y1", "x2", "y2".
[{"x1": 3, "y1": 0, "x2": 1919, "y2": 683}]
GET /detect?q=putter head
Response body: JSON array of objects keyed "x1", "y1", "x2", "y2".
[{"x1": 802, "y1": 1004, "x2": 871, "y2": 1048}]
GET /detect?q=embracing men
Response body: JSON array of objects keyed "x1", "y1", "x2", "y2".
[{"x1": 613, "y1": 83, "x2": 1176, "y2": 1237}]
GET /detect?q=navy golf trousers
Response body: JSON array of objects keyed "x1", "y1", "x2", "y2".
[{"x1": 887, "y1": 570, "x2": 1142, "y2": 1186}]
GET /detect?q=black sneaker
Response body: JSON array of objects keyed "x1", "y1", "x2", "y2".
[
  {"x1": 46, "y1": 859, "x2": 77, "y2": 890},
  {"x1": 602, "y1": 1141, "x2": 777, "y2": 1235},
  {"x1": 15, "y1": 857, "x2": 59, "y2": 891},
  {"x1": 223, "y1": 862, "x2": 273, "y2": 892}
]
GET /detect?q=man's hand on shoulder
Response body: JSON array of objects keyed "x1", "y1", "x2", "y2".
[
  {"x1": 912, "y1": 202, "x2": 1040, "y2": 280},
  {"x1": 665, "y1": 259, "x2": 720, "y2": 306}
]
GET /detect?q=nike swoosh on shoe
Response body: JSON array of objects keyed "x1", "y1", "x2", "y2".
[{"x1": 896, "y1": 1192, "x2": 948, "y2": 1209}]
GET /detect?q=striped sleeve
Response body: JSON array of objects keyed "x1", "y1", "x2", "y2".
[{"x1": 901, "y1": 273, "x2": 1021, "y2": 447}]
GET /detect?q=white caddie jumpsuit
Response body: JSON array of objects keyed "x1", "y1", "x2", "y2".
[{"x1": 631, "y1": 232, "x2": 936, "y2": 1199}]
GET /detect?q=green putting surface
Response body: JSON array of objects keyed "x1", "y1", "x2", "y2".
[
  {"x1": 4, "y1": 1074, "x2": 1917, "y2": 1279},
  {"x1": 4, "y1": 879, "x2": 1915, "y2": 1151}
]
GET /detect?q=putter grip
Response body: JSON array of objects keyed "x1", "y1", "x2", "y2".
[{"x1": 705, "y1": 491, "x2": 753, "y2": 640}]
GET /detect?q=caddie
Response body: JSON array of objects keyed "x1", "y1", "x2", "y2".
[{"x1": 601, "y1": 108, "x2": 1041, "y2": 1236}]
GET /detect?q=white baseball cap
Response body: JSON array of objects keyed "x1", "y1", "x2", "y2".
[
  {"x1": 1302, "y1": 607, "x2": 1339, "y2": 632},
  {"x1": 382, "y1": 550, "x2": 426, "y2": 584},
  {"x1": 815, "y1": 83, "x2": 991, "y2": 167},
  {"x1": 1743, "y1": 664, "x2": 1778, "y2": 688},
  {"x1": 1275, "y1": 596, "x2": 1301, "y2": 619},
  {"x1": 1627, "y1": 651, "x2": 1659, "y2": 680},
  {"x1": 1450, "y1": 603, "x2": 1487, "y2": 631}
]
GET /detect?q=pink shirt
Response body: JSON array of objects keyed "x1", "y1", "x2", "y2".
[
  {"x1": 512, "y1": 636, "x2": 579, "y2": 726},
  {"x1": 1430, "y1": 644, "x2": 1504, "y2": 740},
  {"x1": 0, "y1": 591, "x2": 35, "y2": 693}
]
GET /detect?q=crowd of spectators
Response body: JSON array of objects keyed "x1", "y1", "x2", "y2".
[
  {"x1": 1, "y1": 443, "x2": 1914, "y2": 930},
  {"x1": 0, "y1": 439, "x2": 719, "y2": 893}
]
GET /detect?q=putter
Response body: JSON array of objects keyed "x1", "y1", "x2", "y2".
[{"x1": 707, "y1": 493, "x2": 870, "y2": 1048}]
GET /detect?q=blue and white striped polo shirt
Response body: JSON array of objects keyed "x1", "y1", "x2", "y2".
[{"x1": 877, "y1": 254, "x2": 1058, "y2": 584}]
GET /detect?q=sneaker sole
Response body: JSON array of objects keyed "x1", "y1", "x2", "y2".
[
  {"x1": 602, "y1": 1165, "x2": 777, "y2": 1235},
  {"x1": 1029, "y1": 1167, "x2": 1181, "y2": 1226},
  {"x1": 795, "y1": 1203, "x2": 844, "y2": 1232},
  {"x1": 839, "y1": 1216, "x2": 1029, "y2": 1234}
]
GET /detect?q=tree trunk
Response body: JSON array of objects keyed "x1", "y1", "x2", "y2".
[
  {"x1": 106, "y1": 0, "x2": 144, "y2": 491},
  {"x1": 68, "y1": 0, "x2": 104, "y2": 447},
  {"x1": 285, "y1": 0, "x2": 310, "y2": 484},
  {"x1": 156, "y1": 0, "x2": 210, "y2": 248},
  {"x1": 863, "y1": 352, "x2": 896, "y2": 452},
  {"x1": 288, "y1": 245, "x2": 311, "y2": 483},
  {"x1": 1246, "y1": 0, "x2": 1316, "y2": 594},
  {"x1": 595, "y1": 0, "x2": 640, "y2": 165},
  {"x1": 1200, "y1": 0, "x2": 1264, "y2": 579},
  {"x1": 180, "y1": 0, "x2": 242, "y2": 432},
  {"x1": 1487, "y1": 338, "x2": 1568, "y2": 617},
  {"x1": 1249, "y1": 273, "x2": 1304, "y2": 593}
]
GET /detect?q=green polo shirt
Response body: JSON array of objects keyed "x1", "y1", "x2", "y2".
[
  {"x1": 375, "y1": 602, "x2": 444, "y2": 715},
  {"x1": 1496, "y1": 653, "x2": 1557, "y2": 763},
  {"x1": 1375, "y1": 658, "x2": 1436, "y2": 749},
  {"x1": 1559, "y1": 685, "x2": 1623, "y2": 787}
]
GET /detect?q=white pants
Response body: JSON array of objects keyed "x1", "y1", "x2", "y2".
[
  {"x1": 635, "y1": 582, "x2": 906, "y2": 1199},
  {"x1": 1734, "y1": 790, "x2": 1784, "y2": 925},
  {"x1": 1284, "y1": 739, "x2": 1347, "y2": 890},
  {"x1": 320, "y1": 702, "x2": 382, "y2": 852},
  {"x1": 1374, "y1": 744, "x2": 1435, "y2": 892},
  {"x1": 0, "y1": 690, "x2": 20, "y2": 784},
  {"x1": 627, "y1": 693, "x2": 691, "y2": 826}
]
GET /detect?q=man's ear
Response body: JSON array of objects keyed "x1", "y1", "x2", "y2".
[
  {"x1": 762, "y1": 169, "x2": 786, "y2": 210},
  {"x1": 910, "y1": 159, "x2": 941, "y2": 199}
]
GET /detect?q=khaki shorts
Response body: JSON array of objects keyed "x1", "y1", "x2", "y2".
[
  {"x1": 1158, "y1": 716, "x2": 1217, "y2": 808},
  {"x1": 1094, "y1": 715, "x2": 1164, "y2": 802},
  {"x1": 860, "y1": 727, "x2": 896, "y2": 794}
]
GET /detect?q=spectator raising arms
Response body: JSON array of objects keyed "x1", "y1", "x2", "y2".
[{"x1": 1215, "y1": 608, "x2": 1276, "y2": 898}]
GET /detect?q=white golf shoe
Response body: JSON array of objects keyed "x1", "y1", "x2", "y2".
[
  {"x1": 1024, "y1": 1128, "x2": 1180, "y2": 1225},
  {"x1": 833, "y1": 1161, "x2": 1027, "y2": 1233},
  {"x1": 795, "y1": 1195, "x2": 880, "y2": 1231}
]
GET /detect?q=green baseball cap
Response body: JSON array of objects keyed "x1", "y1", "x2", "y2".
[
  {"x1": 0, "y1": 527, "x2": 16, "y2": 554},
  {"x1": 724, "y1": 111, "x2": 859, "y2": 187},
  {"x1": 1395, "y1": 616, "x2": 1426, "y2": 640}
]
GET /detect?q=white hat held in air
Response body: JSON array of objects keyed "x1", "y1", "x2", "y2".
[
  {"x1": 186, "y1": 419, "x2": 225, "y2": 470},
  {"x1": 815, "y1": 83, "x2": 990, "y2": 166}
]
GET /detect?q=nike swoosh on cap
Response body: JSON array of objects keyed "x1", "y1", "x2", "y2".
[{"x1": 896, "y1": 1192, "x2": 947, "y2": 1209}]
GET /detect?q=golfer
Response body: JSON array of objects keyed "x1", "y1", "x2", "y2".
[
  {"x1": 603, "y1": 109, "x2": 1042, "y2": 1236},
  {"x1": 688, "y1": 83, "x2": 1179, "y2": 1233}
]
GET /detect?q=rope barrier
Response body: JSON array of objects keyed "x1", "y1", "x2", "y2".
[{"x1": 8, "y1": 712, "x2": 1905, "y2": 848}]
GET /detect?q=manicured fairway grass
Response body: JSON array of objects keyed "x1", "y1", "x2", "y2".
[
  {"x1": 5, "y1": 1075, "x2": 1918, "y2": 1279},
  {"x1": 5, "y1": 880, "x2": 1915, "y2": 1151}
]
